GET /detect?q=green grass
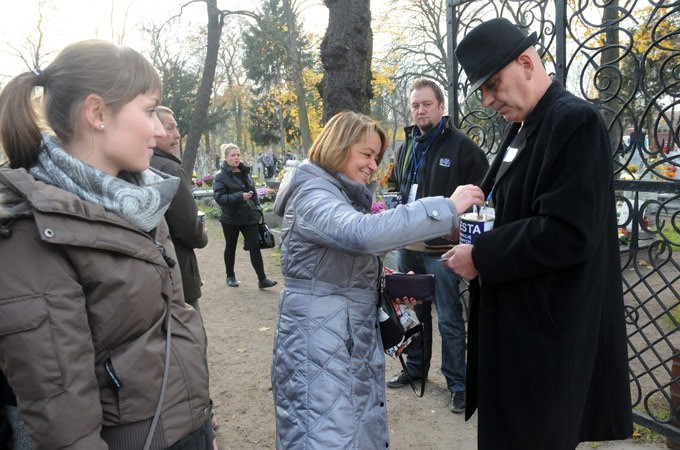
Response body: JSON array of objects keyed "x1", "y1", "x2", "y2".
[
  {"x1": 661, "y1": 224, "x2": 680, "y2": 249},
  {"x1": 197, "y1": 203, "x2": 221, "y2": 220},
  {"x1": 631, "y1": 422, "x2": 666, "y2": 444},
  {"x1": 629, "y1": 401, "x2": 671, "y2": 445}
]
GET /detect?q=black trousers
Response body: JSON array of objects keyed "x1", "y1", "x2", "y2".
[{"x1": 220, "y1": 223, "x2": 267, "y2": 281}]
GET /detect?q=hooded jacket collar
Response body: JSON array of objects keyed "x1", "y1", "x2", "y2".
[
  {"x1": 220, "y1": 160, "x2": 250, "y2": 176},
  {"x1": 274, "y1": 160, "x2": 375, "y2": 217},
  {"x1": 0, "y1": 168, "x2": 168, "y2": 266}
]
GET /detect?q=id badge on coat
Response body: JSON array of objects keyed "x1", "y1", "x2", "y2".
[{"x1": 407, "y1": 184, "x2": 418, "y2": 203}]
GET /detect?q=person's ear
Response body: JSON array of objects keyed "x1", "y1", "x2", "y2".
[
  {"x1": 82, "y1": 94, "x2": 109, "y2": 131},
  {"x1": 517, "y1": 53, "x2": 534, "y2": 79}
]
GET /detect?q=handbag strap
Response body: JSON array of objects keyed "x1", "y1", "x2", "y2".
[{"x1": 397, "y1": 323, "x2": 426, "y2": 397}]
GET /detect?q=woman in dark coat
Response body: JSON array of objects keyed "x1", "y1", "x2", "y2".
[{"x1": 214, "y1": 143, "x2": 277, "y2": 289}]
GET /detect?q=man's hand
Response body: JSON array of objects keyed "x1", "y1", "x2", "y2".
[{"x1": 442, "y1": 244, "x2": 479, "y2": 280}]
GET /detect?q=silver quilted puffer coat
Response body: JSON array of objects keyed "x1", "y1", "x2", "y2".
[{"x1": 271, "y1": 161, "x2": 459, "y2": 449}]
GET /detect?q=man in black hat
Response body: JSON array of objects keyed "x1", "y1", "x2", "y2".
[
  {"x1": 385, "y1": 78, "x2": 488, "y2": 414},
  {"x1": 444, "y1": 18, "x2": 633, "y2": 449}
]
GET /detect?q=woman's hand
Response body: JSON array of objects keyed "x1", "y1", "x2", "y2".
[
  {"x1": 391, "y1": 272, "x2": 422, "y2": 305},
  {"x1": 242, "y1": 191, "x2": 253, "y2": 201},
  {"x1": 449, "y1": 184, "x2": 484, "y2": 215},
  {"x1": 393, "y1": 296, "x2": 423, "y2": 306}
]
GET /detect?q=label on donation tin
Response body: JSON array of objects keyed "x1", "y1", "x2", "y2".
[{"x1": 459, "y1": 212, "x2": 494, "y2": 244}]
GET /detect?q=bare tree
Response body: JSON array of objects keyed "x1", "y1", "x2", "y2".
[
  {"x1": 378, "y1": 0, "x2": 448, "y2": 97},
  {"x1": 0, "y1": 0, "x2": 53, "y2": 76},
  {"x1": 319, "y1": 0, "x2": 373, "y2": 121},
  {"x1": 180, "y1": 0, "x2": 258, "y2": 175}
]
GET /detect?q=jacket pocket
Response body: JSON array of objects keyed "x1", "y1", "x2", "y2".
[{"x1": 0, "y1": 294, "x2": 65, "y2": 399}]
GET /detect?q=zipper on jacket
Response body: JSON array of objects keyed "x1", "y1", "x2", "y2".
[
  {"x1": 105, "y1": 359, "x2": 123, "y2": 391},
  {"x1": 155, "y1": 240, "x2": 177, "y2": 268}
]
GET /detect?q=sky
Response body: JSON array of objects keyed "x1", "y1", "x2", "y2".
[{"x1": 0, "y1": 0, "x2": 390, "y2": 82}]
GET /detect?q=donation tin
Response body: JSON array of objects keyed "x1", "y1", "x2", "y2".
[
  {"x1": 383, "y1": 192, "x2": 403, "y2": 210},
  {"x1": 459, "y1": 212, "x2": 494, "y2": 244}
]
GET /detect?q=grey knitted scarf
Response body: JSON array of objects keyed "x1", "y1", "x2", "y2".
[{"x1": 30, "y1": 134, "x2": 179, "y2": 232}]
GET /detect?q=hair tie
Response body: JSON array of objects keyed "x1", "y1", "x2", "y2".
[{"x1": 31, "y1": 68, "x2": 46, "y2": 87}]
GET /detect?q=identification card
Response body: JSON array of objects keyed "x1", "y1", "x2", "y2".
[
  {"x1": 408, "y1": 184, "x2": 418, "y2": 203},
  {"x1": 503, "y1": 146, "x2": 518, "y2": 162},
  {"x1": 480, "y1": 205, "x2": 495, "y2": 218}
]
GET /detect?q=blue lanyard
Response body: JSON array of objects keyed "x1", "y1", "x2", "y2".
[{"x1": 411, "y1": 119, "x2": 444, "y2": 183}]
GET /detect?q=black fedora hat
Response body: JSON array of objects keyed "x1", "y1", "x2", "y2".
[{"x1": 455, "y1": 18, "x2": 538, "y2": 97}]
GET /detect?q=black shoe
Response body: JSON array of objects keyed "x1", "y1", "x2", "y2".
[
  {"x1": 258, "y1": 279, "x2": 278, "y2": 289},
  {"x1": 227, "y1": 276, "x2": 239, "y2": 287},
  {"x1": 450, "y1": 392, "x2": 465, "y2": 414},
  {"x1": 386, "y1": 371, "x2": 421, "y2": 389}
]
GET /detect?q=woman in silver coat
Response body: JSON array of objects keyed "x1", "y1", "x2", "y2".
[{"x1": 271, "y1": 111, "x2": 484, "y2": 449}]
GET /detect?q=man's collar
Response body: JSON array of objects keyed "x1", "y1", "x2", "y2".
[{"x1": 153, "y1": 147, "x2": 181, "y2": 164}]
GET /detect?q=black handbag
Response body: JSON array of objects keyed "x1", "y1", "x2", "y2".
[
  {"x1": 378, "y1": 263, "x2": 427, "y2": 397},
  {"x1": 243, "y1": 222, "x2": 276, "y2": 250},
  {"x1": 259, "y1": 223, "x2": 276, "y2": 249}
]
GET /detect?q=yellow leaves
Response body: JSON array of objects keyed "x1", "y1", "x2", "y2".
[{"x1": 372, "y1": 70, "x2": 396, "y2": 98}]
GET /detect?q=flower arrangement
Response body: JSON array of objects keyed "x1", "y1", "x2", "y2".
[
  {"x1": 196, "y1": 174, "x2": 215, "y2": 188},
  {"x1": 375, "y1": 162, "x2": 393, "y2": 189},
  {"x1": 257, "y1": 187, "x2": 277, "y2": 203},
  {"x1": 371, "y1": 201, "x2": 385, "y2": 214},
  {"x1": 618, "y1": 228, "x2": 631, "y2": 246},
  {"x1": 663, "y1": 164, "x2": 677, "y2": 179}
]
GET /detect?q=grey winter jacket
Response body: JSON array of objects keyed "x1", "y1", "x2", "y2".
[{"x1": 271, "y1": 161, "x2": 460, "y2": 449}]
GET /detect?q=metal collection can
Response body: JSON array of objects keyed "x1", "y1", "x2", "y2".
[
  {"x1": 383, "y1": 192, "x2": 403, "y2": 210},
  {"x1": 459, "y1": 212, "x2": 494, "y2": 244}
]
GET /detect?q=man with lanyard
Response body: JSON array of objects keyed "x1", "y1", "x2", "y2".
[{"x1": 386, "y1": 78, "x2": 488, "y2": 413}]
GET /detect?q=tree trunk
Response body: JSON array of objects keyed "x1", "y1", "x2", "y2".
[
  {"x1": 319, "y1": 0, "x2": 373, "y2": 122},
  {"x1": 182, "y1": 0, "x2": 222, "y2": 175},
  {"x1": 282, "y1": 0, "x2": 313, "y2": 150}
]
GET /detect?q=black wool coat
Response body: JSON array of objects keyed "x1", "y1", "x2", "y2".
[
  {"x1": 468, "y1": 81, "x2": 633, "y2": 450},
  {"x1": 213, "y1": 161, "x2": 261, "y2": 226},
  {"x1": 150, "y1": 149, "x2": 208, "y2": 303}
]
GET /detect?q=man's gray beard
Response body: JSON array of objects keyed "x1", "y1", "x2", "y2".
[{"x1": 418, "y1": 122, "x2": 434, "y2": 133}]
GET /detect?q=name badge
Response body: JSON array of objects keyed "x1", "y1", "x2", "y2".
[
  {"x1": 480, "y1": 205, "x2": 495, "y2": 217},
  {"x1": 503, "y1": 147, "x2": 518, "y2": 162},
  {"x1": 408, "y1": 184, "x2": 418, "y2": 203}
]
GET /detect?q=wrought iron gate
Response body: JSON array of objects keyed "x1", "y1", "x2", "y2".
[{"x1": 447, "y1": 0, "x2": 680, "y2": 442}]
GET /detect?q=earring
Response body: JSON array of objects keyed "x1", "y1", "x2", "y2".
[{"x1": 99, "y1": 123, "x2": 105, "y2": 129}]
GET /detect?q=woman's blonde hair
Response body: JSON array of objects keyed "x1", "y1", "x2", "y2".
[
  {"x1": 307, "y1": 111, "x2": 388, "y2": 173},
  {"x1": 220, "y1": 143, "x2": 239, "y2": 159}
]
